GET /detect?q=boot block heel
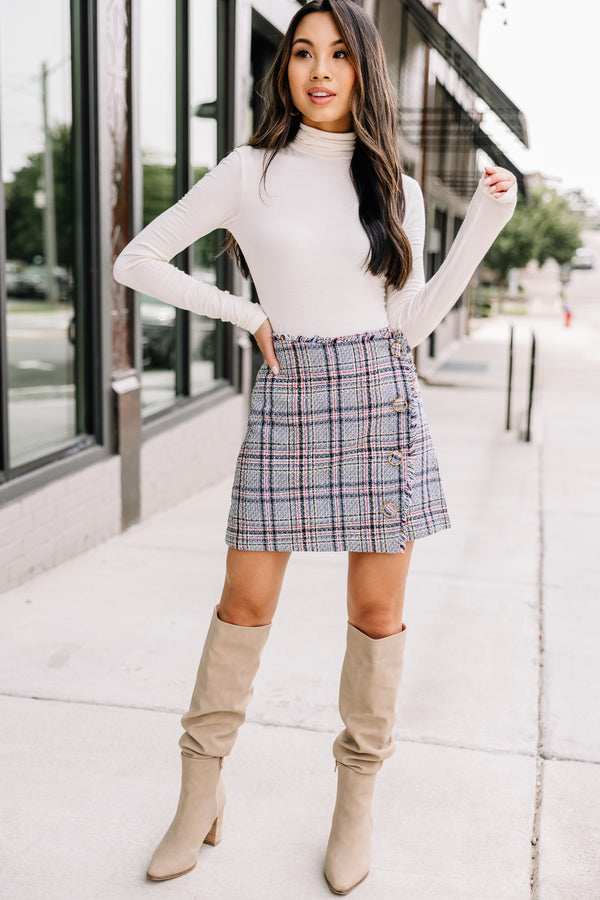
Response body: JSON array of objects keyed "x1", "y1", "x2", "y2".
[{"x1": 203, "y1": 809, "x2": 224, "y2": 847}]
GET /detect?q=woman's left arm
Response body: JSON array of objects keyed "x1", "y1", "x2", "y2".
[{"x1": 386, "y1": 166, "x2": 518, "y2": 349}]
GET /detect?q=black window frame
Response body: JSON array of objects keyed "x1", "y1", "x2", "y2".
[
  {"x1": 140, "y1": 0, "x2": 239, "y2": 426},
  {"x1": 0, "y1": 0, "x2": 101, "y2": 485}
]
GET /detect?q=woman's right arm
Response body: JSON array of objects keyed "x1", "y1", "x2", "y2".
[{"x1": 112, "y1": 148, "x2": 268, "y2": 335}]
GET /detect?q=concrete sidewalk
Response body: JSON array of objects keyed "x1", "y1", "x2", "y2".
[{"x1": 0, "y1": 310, "x2": 598, "y2": 899}]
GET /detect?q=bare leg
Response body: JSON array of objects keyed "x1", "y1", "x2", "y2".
[
  {"x1": 346, "y1": 541, "x2": 414, "y2": 638},
  {"x1": 217, "y1": 547, "x2": 292, "y2": 626}
]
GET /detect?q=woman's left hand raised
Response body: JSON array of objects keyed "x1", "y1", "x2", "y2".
[{"x1": 483, "y1": 166, "x2": 516, "y2": 198}]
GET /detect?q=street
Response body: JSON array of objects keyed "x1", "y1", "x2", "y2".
[
  {"x1": 5, "y1": 303, "x2": 75, "y2": 388},
  {"x1": 4, "y1": 303, "x2": 76, "y2": 465}
]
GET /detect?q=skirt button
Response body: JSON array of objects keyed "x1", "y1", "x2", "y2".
[
  {"x1": 387, "y1": 450, "x2": 403, "y2": 466},
  {"x1": 383, "y1": 502, "x2": 398, "y2": 518},
  {"x1": 392, "y1": 397, "x2": 408, "y2": 412},
  {"x1": 390, "y1": 341, "x2": 404, "y2": 357}
]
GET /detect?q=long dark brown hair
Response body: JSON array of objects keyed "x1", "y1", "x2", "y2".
[{"x1": 220, "y1": 0, "x2": 412, "y2": 293}]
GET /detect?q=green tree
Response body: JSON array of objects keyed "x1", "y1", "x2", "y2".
[
  {"x1": 484, "y1": 185, "x2": 582, "y2": 283},
  {"x1": 483, "y1": 201, "x2": 535, "y2": 285},
  {"x1": 141, "y1": 162, "x2": 176, "y2": 227},
  {"x1": 4, "y1": 123, "x2": 73, "y2": 266},
  {"x1": 142, "y1": 163, "x2": 216, "y2": 269},
  {"x1": 191, "y1": 166, "x2": 216, "y2": 270},
  {"x1": 530, "y1": 187, "x2": 581, "y2": 267}
]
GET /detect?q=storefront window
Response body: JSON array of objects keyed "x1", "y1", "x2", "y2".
[
  {"x1": 190, "y1": 0, "x2": 220, "y2": 395},
  {"x1": 1, "y1": 0, "x2": 78, "y2": 467},
  {"x1": 139, "y1": 0, "x2": 177, "y2": 415}
]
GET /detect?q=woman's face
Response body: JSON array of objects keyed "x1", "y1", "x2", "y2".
[{"x1": 287, "y1": 12, "x2": 356, "y2": 133}]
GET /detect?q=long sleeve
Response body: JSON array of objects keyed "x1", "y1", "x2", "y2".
[
  {"x1": 112, "y1": 148, "x2": 268, "y2": 335},
  {"x1": 386, "y1": 173, "x2": 518, "y2": 348}
]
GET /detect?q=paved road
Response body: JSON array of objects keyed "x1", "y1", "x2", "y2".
[{"x1": 6, "y1": 304, "x2": 75, "y2": 388}]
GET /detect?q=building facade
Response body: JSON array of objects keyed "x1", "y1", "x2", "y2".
[{"x1": 0, "y1": 0, "x2": 525, "y2": 591}]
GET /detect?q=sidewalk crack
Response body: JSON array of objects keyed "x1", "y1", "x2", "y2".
[{"x1": 529, "y1": 438, "x2": 545, "y2": 898}]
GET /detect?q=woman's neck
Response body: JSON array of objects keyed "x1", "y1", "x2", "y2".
[{"x1": 291, "y1": 121, "x2": 356, "y2": 160}]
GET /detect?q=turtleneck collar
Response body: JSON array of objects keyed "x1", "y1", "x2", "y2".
[{"x1": 291, "y1": 121, "x2": 356, "y2": 160}]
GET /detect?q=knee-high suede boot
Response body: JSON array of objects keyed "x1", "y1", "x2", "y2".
[
  {"x1": 146, "y1": 606, "x2": 271, "y2": 882},
  {"x1": 324, "y1": 621, "x2": 407, "y2": 895}
]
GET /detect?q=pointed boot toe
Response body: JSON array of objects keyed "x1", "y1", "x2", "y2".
[
  {"x1": 146, "y1": 756, "x2": 225, "y2": 882},
  {"x1": 324, "y1": 860, "x2": 370, "y2": 896},
  {"x1": 324, "y1": 765, "x2": 376, "y2": 895}
]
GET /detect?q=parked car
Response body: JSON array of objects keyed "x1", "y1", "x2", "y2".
[
  {"x1": 570, "y1": 247, "x2": 593, "y2": 270},
  {"x1": 68, "y1": 295, "x2": 215, "y2": 370},
  {"x1": 7, "y1": 262, "x2": 73, "y2": 300},
  {"x1": 141, "y1": 297, "x2": 216, "y2": 368},
  {"x1": 140, "y1": 295, "x2": 176, "y2": 368},
  {"x1": 5, "y1": 261, "x2": 21, "y2": 295}
]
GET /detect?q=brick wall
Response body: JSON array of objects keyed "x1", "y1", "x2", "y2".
[
  {"x1": 141, "y1": 393, "x2": 246, "y2": 519},
  {"x1": 0, "y1": 456, "x2": 121, "y2": 593},
  {"x1": 0, "y1": 394, "x2": 246, "y2": 593}
]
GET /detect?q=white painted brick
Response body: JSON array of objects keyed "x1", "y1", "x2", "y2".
[
  {"x1": 32, "y1": 502, "x2": 61, "y2": 531},
  {"x1": 53, "y1": 539, "x2": 75, "y2": 567},
  {"x1": 0, "y1": 456, "x2": 121, "y2": 593},
  {"x1": 0, "y1": 401, "x2": 245, "y2": 592},
  {"x1": 60, "y1": 505, "x2": 95, "y2": 535},
  {"x1": 37, "y1": 479, "x2": 67, "y2": 506},
  {"x1": 64, "y1": 471, "x2": 91, "y2": 494},
  {"x1": 141, "y1": 394, "x2": 245, "y2": 519},
  {"x1": 6, "y1": 512, "x2": 35, "y2": 543},
  {"x1": 4, "y1": 557, "x2": 34, "y2": 589},
  {"x1": 0, "y1": 538, "x2": 24, "y2": 570},
  {"x1": 0, "y1": 500, "x2": 24, "y2": 528},
  {"x1": 0, "y1": 524, "x2": 17, "y2": 548},
  {"x1": 29, "y1": 539, "x2": 57, "y2": 576},
  {"x1": 53, "y1": 525, "x2": 85, "y2": 553}
]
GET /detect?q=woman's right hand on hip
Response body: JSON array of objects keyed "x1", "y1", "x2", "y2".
[{"x1": 253, "y1": 319, "x2": 280, "y2": 375}]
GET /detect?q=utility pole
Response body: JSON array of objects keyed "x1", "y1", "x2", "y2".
[{"x1": 41, "y1": 61, "x2": 59, "y2": 303}]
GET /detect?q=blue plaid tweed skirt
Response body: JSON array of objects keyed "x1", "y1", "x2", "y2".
[{"x1": 225, "y1": 327, "x2": 450, "y2": 553}]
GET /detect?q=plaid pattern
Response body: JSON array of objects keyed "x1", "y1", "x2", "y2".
[{"x1": 225, "y1": 328, "x2": 450, "y2": 553}]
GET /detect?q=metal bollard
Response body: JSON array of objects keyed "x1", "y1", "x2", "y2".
[
  {"x1": 506, "y1": 324, "x2": 514, "y2": 431},
  {"x1": 524, "y1": 332, "x2": 536, "y2": 443}
]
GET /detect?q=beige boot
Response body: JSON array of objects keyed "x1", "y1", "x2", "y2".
[
  {"x1": 147, "y1": 606, "x2": 271, "y2": 881},
  {"x1": 324, "y1": 621, "x2": 407, "y2": 895}
]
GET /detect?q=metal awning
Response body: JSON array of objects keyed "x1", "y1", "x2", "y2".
[
  {"x1": 401, "y1": 0, "x2": 529, "y2": 147},
  {"x1": 473, "y1": 126, "x2": 527, "y2": 197},
  {"x1": 400, "y1": 86, "x2": 528, "y2": 197}
]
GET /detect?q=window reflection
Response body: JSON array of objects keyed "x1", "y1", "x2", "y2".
[
  {"x1": 140, "y1": 0, "x2": 177, "y2": 415},
  {"x1": 190, "y1": 223, "x2": 219, "y2": 394},
  {"x1": 190, "y1": 0, "x2": 219, "y2": 395},
  {"x1": 1, "y1": 1, "x2": 78, "y2": 467}
]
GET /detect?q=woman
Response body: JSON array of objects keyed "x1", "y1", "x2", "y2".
[{"x1": 113, "y1": 0, "x2": 517, "y2": 893}]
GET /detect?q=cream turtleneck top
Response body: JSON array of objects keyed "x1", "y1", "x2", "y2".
[{"x1": 113, "y1": 121, "x2": 517, "y2": 348}]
